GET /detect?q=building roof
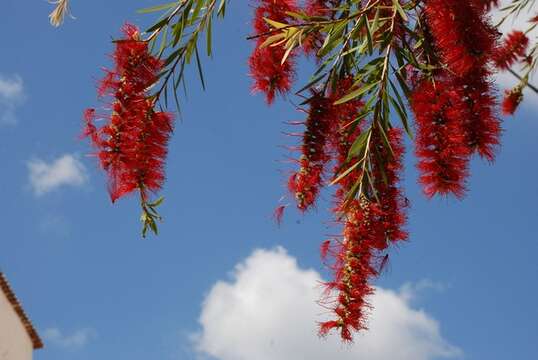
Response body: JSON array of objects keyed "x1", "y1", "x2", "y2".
[{"x1": 0, "y1": 272, "x2": 43, "y2": 349}]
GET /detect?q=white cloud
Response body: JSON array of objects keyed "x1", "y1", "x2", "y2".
[
  {"x1": 27, "y1": 154, "x2": 88, "y2": 196},
  {"x1": 42, "y1": 327, "x2": 96, "y2": 349},
  {"x1": 0, "y1": 74, "x2": 25, "y2": 125},
  {"x1": 193, "y1": 247, "x2": 462, "y2": 360}
]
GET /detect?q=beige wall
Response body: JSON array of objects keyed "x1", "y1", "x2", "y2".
[{"x1": 0, "y1": 290, "x2": 33, "y2": 360}]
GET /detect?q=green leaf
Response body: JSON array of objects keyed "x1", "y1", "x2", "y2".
[
  {"x1": 158, "y1": 25, "x2": 169, "y2": 57},
  {"x1": 392, "y1": 0, "x2": 408, "y2": 21},
  {"x1": 146, "y1": 17, "x2": 170, "y2": 33},
  {"x1": 363, "y1": 15, "x2": 373, "y2": 54},
  {"x1": 206, "y1": 14, "x2": 213, "y2": 56},
  {"x1": 389, "y1": 79, "x2": 413, "y2": 138},
  {"x1": 295, "y1": 72, "x2": 327, "y2": 94},
  {"x1": 264, "y1": 18, "x2": 289, "y2": 29},
  {"x1": 347, "y1": 128, "x2": 371, "y2": 160},
  {"x1": 334, "y1": 81, "x2": 380, "y2": 105},
  {"x1": 217, "y1": 0, "x2": 226, "y2": 17},
  {"x1": 330, "y1": 161, "x2": 360, "y2": 186},
  {"x1": 194, "y1": 45, "x2": 206, "y2": 90},
  {"x1": 138, "y1": 2, "x2": 178, "y2": 14},
  {"x1": 149, "y1": 196, "x2": 165, "y2": 207}
]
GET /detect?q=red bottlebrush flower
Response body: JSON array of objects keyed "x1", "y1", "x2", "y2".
[
  {"x1": 288, "y1": 93, "x2": 333, "y2": 211},
  {"x1": 502, "y1": 86, "x2": 524, "y2": 115},
  {"x1": 319, "y1": 128, "x2": 407, "y2": 342},
  {"x1": 249, "y1": 44, "x2": 296, "y2": 104},
  {"x1": 287, "y1": 78, "x2": 362, "y2": 212},
  {"x1": 457, "y1": 71, "x2": 501, "y2": 162},
  {"x1": 370, "y1": 128, "x2": 408, "y2": 246},
  {"x1": 530, "y1": 13, "x2": 538, "y2": 23},
  {"x1": 411, "y1": 77, "x2": 471, "y2": 198},
  {"x1": 83, "y1": 24, "x2": 174, "y2": 203},
  {"x1": 249, "y1": 0, "x2": 298, "y2": 104},
  {"x1": 424, "y1": 0, "x2": 497, "y2": 76},
  {"x1": 493, "y1": 31, "x2": 529, "y2": 70}
]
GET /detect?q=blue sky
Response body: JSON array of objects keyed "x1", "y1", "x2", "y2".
[{"x1": 1, "y1": 1, "x2": 537, "y2": 359}]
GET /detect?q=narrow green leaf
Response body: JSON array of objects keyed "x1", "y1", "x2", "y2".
[
  {"x1": 330, "y1": 161, "x2": 360, "y2": 185},
  {"x1": 206, "y1": 14, "x2": 213, "y2": 56},
  {"x1": 363, "y1": 15, "x2": 373, "y2": 54},
  {"x1": 347, "y1": 129, "x2": 371, "y2": 160},
  {"x1": 334, "y1": 81, "x2": 379, "y2": 105},
  {"x1": 194, "y1": 45, "x2": 206, "y2": 90},
  {"x1": 138, "y1": 2, "x2": 178, "y2": 14},
  {"x1": 392, "y1": 0, "x2": 408, "y2": 21}
]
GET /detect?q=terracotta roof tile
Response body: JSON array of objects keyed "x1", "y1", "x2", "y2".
[{"x1": 0, "y1": 272, "x2": 43, "y2": 349}]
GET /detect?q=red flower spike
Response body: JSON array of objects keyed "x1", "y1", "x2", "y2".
[
  {"x1": 457, "y1": 71, "x2": 501, "y2": 162},
  {"x1": 424, "y1": 0, "x2": 497, "y2": 76},
  {"x1": 319, "y1": 127, "x2": 408, "y2": 342},
  {"x1": 249, "y1": 0, "x2": 299, "y2": 104},
  {"x1": 411, "y1": 77, "x2": 471, "y2": 198},
  {"x1": 83, "y1": 23, "x2": 174, "y2": 206},
  {"x1": 249, "y1": 44, "x2": 296, "y2": 104},
  {"x1": 493, "y1": 30, "x2": 529, "y2": 70},
  {"x1": 502, "y1": 87, "x2": 524, "y2": 115},
  {"x1": 288, "y1": 93, "x2": 333, "y2": 211}
]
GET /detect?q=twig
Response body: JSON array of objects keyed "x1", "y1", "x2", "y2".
[{"x1": 508, "y1": 68, "x2": 538, "y2": 94}]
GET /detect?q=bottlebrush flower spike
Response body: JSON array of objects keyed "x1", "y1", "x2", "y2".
[
  {"x1": 83, "y1": 23, "x2": 174, "y2": 237},
  {"x1": 288, "y1": 93, "x2": 333, "y2": 211},
  {"x1": 411, "y1": 77, "x2": 471, "y2": 198},
  {"x1": 249, "y1": 0, "x2": 298, "y2": 104},
  {"x1": 457, "y1": 71, "x2": 501, "y2": 162},
  {"x1": 424, "y1": 0, "x2": 496, "y2": 76},
  {"x1": 319, "y1": 128, "x2": 407, "y2": 342},
  {"x1": 493, "y1": 30, "x2": 529, "y2": 70},
  {"x1": 502, "y1": 86, "x2": 524, "y2": 115}
]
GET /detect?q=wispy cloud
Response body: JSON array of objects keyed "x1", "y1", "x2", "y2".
[
  {"x1": 193, "y1": 247, "x2": 462, "y2": 360},
  {"x1": 42, "y1": 327, "x2": 96, "y2": 349},
  {"x1": 0, "y1": 74, "x2": 25, "y2": 125},
  {"x1": 399, "y1": 279, "x2": 449, "y2": 302},
  {"x1": 27, "y1": 154, "x2": 88, "y2": 196}
]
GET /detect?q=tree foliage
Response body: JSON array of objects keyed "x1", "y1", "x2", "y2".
[{"x1": 49, "y1": 0, "x2": 537, "y2": 341}]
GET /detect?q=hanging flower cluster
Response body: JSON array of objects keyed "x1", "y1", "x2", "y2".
[
  {"x1": 287, "y1": 93, "x2": 333, "y2": 211},
  {"x1": 73, "y1": 0, "x2": 538, "y2": 343},
  {"x1": 318, "y1": 126, "x2": 407, "y2": 340},
  {"x1": 411, "y1": 78, "x2": 470, "y2": 198},
  {"x1": 248, "y1": 0, "x2": 299, "y2": 104},
  {"x1": 83, "y1": 24, "x2": 173, "y2": 236},
  {"x1": 409, "y1": 0, "x2": 501, "y2": 199},
  {"x1": 247, "y1": 0, "x2": 538, "y2": 342},
  {"x1": 284, "y1": 75, "x2": 408, "y2": 340}
]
